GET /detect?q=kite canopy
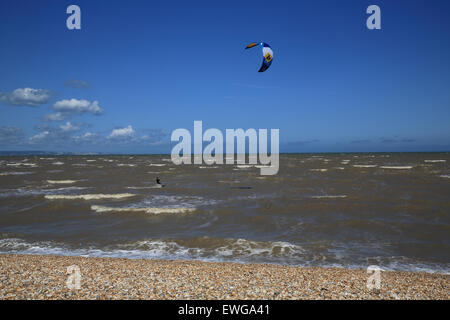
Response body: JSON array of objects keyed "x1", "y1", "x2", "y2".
[{"x1": 245, "y1": 42, "x2": 273, "y2": 72}]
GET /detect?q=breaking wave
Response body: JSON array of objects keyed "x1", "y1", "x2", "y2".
[
  {"x1": 91, "y1": 205, "x2": 196, "y2": 214},
  {"x1": 45, "y1": 193, "x2": 136, "y2": 200}
]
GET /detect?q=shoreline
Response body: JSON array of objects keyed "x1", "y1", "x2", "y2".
[{"x1": 0, "y1": 253, "x2": 448, "y2": 299}]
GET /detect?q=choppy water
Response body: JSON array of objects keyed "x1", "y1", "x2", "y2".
[{"x1": 0, "y1": 153, "x2": 449, "y2": 274}]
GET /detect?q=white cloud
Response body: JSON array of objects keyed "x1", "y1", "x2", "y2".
[
  {"x1": 53, "y1": 99, "x2": 103, "y2": 115},
  {"x1": 43, "y1": 112, "x2": 67, "y2": 121},
  {"x1": 28, "y1": 131, "x2": 50, "y2": 143},
  {"x1": 59, "y1": 122, "x2": 79, "y2": 132},
  {"x1": 108, "y1": 125, "x2": 135, "y2": 139},
  {"x1": 72, "y1": 132, "x2": 102, "y2": 145},
  {"x1": 0, "y1": 88, "x2": 51, "y2": 107}
]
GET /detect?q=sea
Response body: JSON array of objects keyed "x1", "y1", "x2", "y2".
[{"x1": 0, "y1": 153, "x2": 449, "y2": 274}]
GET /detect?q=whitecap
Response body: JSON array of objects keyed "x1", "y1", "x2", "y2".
[
  {"x1": 353, "y1": 165, "x2": 378, "y2": 168},
  {"x1": 126, "y1": 186, "x2": 162, "y2": 189},
  {"x1": 236, "y1": 165, "x2": 252, "y2": 169},
  {"x1": 310, "y1": 195, "x2": 347, "y2": 199},
  {"x1": 0, "y1": 171, "x2": 33, "y2": 176},
  {"x1": 45, "y1": 193, "x2": 136, "y2": 200},
  {"x1": 6, "y1": 163, "x2": 37, "y2": 167},
  {"x1": 46, "y1": 180, "x2": 77, "y2": 184},
  {"x1": 91, "y1": 205, "x2": 196, "y2": 214},
  {"x1": 380, "y1": 166, "x2": 413, "y2": 170}
]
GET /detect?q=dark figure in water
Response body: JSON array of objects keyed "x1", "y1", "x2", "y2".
[{"x1": 156, "y1": 177, "x2": 161, "y2": 185}]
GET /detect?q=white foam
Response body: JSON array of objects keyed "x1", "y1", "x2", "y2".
[
  {"x1": 52, "y1": 162, "x2": 64, "y2": 165},
  {"x1": 439, "y1": 174, "x2": 450, "y2": 179},
  {"x1": 0, "y1": 186, "x2": 89, "y2": 198},
  {"x1": 424, "y1": 160, "x2": 446, "y2": 163},
  {"x1": 380, "y1": 166, "x2": 413, "y2": 170},
  {"x1": 236, "y1": 165, "x2": 252, "y2": 169},
  {"x1": 126, "y1": 186, "x2": 162, "y2": 189},
  {"x1": 6, "y1": 163, "x2": 37, "y2": 167},
  {"x1": 45, "y1": 193, "x2": 136, "y2": 200},
  {"x1": 117, "y1": 163, "x2": 136, "y2": 167},
  {"x1": 46, "y1": 180, "x2": 77, "y2": 184},
  {"x1": 0, "y1": 238, "x2": 448, "y2": 274},
  {"x1": 91, "y1": 205, "x2": 196, "y2": 214},
  {"x1": 309, "y1": 168, "x2": 328, "y2": 172},
  {"x1": 310, "y1": 195, "x2": 347, "y2": 199},
  {"x1": 0, "y1": 171, "x2": 33, "y2": 176},
  {"x1": 198, "y1": 166, "x2": 218, "y2": 169},
  {"x1": 86, "y1": 159, "x2": 96, "y2": 162},
  {"x1": 149, "y1": 164, "x2": 166, "y2": 167},
  {"x1": 353, "y1": 165, "x2": 378, "y2": 168}
]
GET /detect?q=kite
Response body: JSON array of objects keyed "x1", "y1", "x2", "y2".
[{"x1": 245, "y1": 42, "x2": 273, "y2": 72}]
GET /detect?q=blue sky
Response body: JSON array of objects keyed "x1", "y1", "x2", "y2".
[{"x1": 0, "y1": 0, "x2": 449, "y2": 153}]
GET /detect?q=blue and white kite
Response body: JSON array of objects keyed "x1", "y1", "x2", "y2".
[{"x1": 245, "y1": 42, "x2": 274, "y2": 72}]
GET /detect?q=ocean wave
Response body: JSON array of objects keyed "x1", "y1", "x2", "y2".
[
  {"x1": 309, "y1": 195, "x2": 347, "y2": 199},
  {"x1": 439, "y1": 174, "x2": 450, "y2": 179},
  {"x1": 45, "y1": 193, "x2": 136, "y2": 200},
  {"x1": 46, "y1": 180, "x2": 77, "y2": 184},
  {"x1": 236, "y1": 165, "x2": 252, "y2": 169},
  {"x1": 353, "y1": 165, "x2": 378, "y2": 168},
  {"x1": 0, "y1": 186, "x2": 89, "y2": 198},
  {"x1": 309, "y1": 168, "x2": 328, "y2": 172},
  {"x1": 0, "y1": 171, "x2": 33, "y2": 176},
  {"x1": 148, "y1": 164, "x2": 166, "y2": 167},
  {"x1": 116, "y1": 237, "x2": 307, "y2": 261},
  {"x1": 0, "y1": 237, "x2": 448, "y2": 274},
  {"x1": 140, "y1": 195, "x2": 219, "y2": 207},
  {"x1": 117, "y1": 163, "x2": 136, "y2": 167},
  {"x1": 52, "y1": 162, "x2": 64, "y2": 165},
  {"x1": 126, "y1": 185, "x2": 162, "y2": 189},
  {"x1": 424, "y1": 160, "x2": 446, "y2": 163},
  {"x1": 91, "y1": 205, "x2": 196, "y2": 214},
  {"x1": 6, "y1": 163, "x2": 37, "y2": 167},
  {"x1": 380, "y1": 166, "x2": 413, "y2": 170}
]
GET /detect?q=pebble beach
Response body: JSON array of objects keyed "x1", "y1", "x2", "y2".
[{"x1": 0, "y1": 254, "x2": 448, "y2": 300}]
